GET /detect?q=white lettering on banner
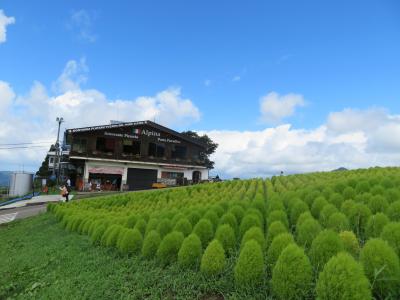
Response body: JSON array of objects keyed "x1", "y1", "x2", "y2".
[
  {"x1": 104, "y1": 132, "x2": 139, "y2": 139},
  {"x1": 68, "y1": 121, "x2": 146, "y2": 133},
  {"x1": 157, "y1": 137, "x2": 181, "y2": 144},
  {"x1": 134, "y1": 128, "x2": 161, "y2": 137}
]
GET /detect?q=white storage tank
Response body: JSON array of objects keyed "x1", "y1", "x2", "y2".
[{"x1": 9, "y1": 172, "x2": 33, "y2": 197}]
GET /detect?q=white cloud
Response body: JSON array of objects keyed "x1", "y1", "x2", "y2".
[
  {"x1": 260, "y1": 91, "x2": 305, "y2": 124},
  {"x1": 0, "y1": 10, "x2": 15, "y2": 44},
  {"x1": 206, "y1": 108, "x2": 400, "y2": 178},
  {"x1": 0, "y1": 59, "x2": 201, "y2": 171},
  {"x1": 204, "y1": 79, "x2": 211, "y2": 87},
  {"x1": 232, "y1": 76, "x2": 241, "y2": 82},
  {"x1": 68, "y1": 10, "x2": 97, "y2": 43}
]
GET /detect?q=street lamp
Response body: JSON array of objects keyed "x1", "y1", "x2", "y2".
[{"x1": 55, "y1": 117, "x2": 64, "y2": 184}]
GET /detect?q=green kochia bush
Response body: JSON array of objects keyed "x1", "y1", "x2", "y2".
[
  {"x1": 90, "y1": 224, "x2": 107, "y2": 245},
  {"x1": 101, "y1": 225, "x2": 123, "y2": 247},
  {"x1": 360, "y1": 238, "x2": 400, "y2": 299},
  {"x1": 339, "y1": 231, "x2": 360, "y2": 258},
  {"x1": 157, "y1": 231, "x2": 184, "y2": 266},
  {"x1": 319, "y1": 204, "x2": 338, "y2": 227},
  {"x1": 133, "y1": 218, "x2": 147, "y2": 236},
  {"x1": 157, "y1": 218, "x2": 173, "y2": 238},
  {"x1": 309, "y1": 230, "x2": 344, "y2": 273},
  {"x1": 311, "y1": 196, "x2": 328, "y2": 219},
  {"x1": 266, "y1": 233, "x2": 295, "y2": 275},
  {"x1": 316, "y1": 252, "x2": 371, "y2": 300},
  {"x1": 117, "y1": 228, "x2": 142, "y2": 255},
  {"x1": 200, "y1": 239, "x2": 226, "y2": 276},
  {"x1": 234, "y1": 240, "x2": 264, "y2": 290},
  {"x1": 215, "y1": 224, "x2": 236, "y2": 254},
  {"x1": 241, "y1": 226, "x2": 265, "y2": 251},
  {"x1": 365, "y1": 213, "x2": 389, "y2": 239},
  {"x1": 228, "y1": 205, "x2": 245, "y2": 223},
  {"x1": 348, "y1": 203, "x2": 372, "y2": 239},
  {"x1": 296, "y1": 218, "x2": 321, "y2": 250},
  {"x1": 387, "y1": 200, "x2": 400, "y2": 221},
  {"x1": 141, "y1": 230, "x2": 161, "y2": 259},
  {"x1": 327, "y1": 212, "x2": 350, "y2": 232},
  {"x1": 267, "y1": 210, "x2": 289, "y2": 229},
  {"x1": 178, "y1": 234, "x2": 202, "y2": 269},
  {"x1": 272, "y1": 244, "x2": 313, "y2": 300},
  {"x1": 369, "y1": 195, "x2": 389, "y2": 214},
  {"x1": 289, "y1": 200, "x2": 309, "y2": 226},
  {"x1": 173, "y1": 218, "x2": 192, "y2": 236},
  {"x1": 266, "y1": 221, "x2": 288, "y2": 248},
  {"x1": 380, "y1": 222, "x2": 400, "y2": 257},
  {"x1": 239, "y1": 214, "x2": 262, "y2": 239},
  {"x1": 193, "y1": 219, "x2": 214, "y2": 248},
  {"x1": 219, "y1": 212, "x2": 238, "y2": 234}
]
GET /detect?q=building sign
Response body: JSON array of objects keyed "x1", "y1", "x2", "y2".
[
  {"x1": 104, "y1": 131, "x2": 139, "y2": 139},
  {"x1": 68, "y1": 121, "x2": 146, "y2": 133},
  {"x1": 88, "y1": 167, "x2": 124, "y2": 175},
  {"x1": 157, "y1": 137, "x2": 181, "y2": 144},
  {"x1": 133, "y1": 128, "x2": 161, "y2": 137}
]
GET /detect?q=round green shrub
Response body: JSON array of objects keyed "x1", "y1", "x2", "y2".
[
  {"x1": 228, "y1": 205, "x2": 245, "y2": 223},
  {"x1": 200, "y1": 239, "x2": 226, "y2": 276},
  {"x1": 215, "y1": 224, "x2": 236, "y2": 254},
  {"x1": 271, "y1": 244, "x2": 313, "y2": 300},
  {"x1": 295, "y1": 211, "x2": 313, "y2": 228},
  {"x1": 239, "y1": 214, "x2": 262, "y2": 239},
  {"x1": 341, "y1": 199, "x2": 356, "y2": 217},
  {"x1": 311, "y1": 196, "x2": 328, "y2": 219},
  {"x1": 141, "y1": 230, "x2": 161, "y2": 259},
  {"x1": 365, "y1": 213, "x2": 389, "y2": 239},
  {"x1": 289, "y1": 200, "x2": 309, "y2": 226},
  {"x1": 309, "y1": 230, "x2": 344, "y2": 272},
  {"x1": 368, "y1": 195, "x2": 389, "y2": 214},
  {"x1": 371, "y1": 184, "x2": 385, "y2": 196},
  {"x1": 360, "y1": 238, "x2": 400, "y2": 299},
  {"x1": 385, "y1": 189, "x2": 400, "y2": 204},
  {"x1": 145, "y1": 218, "x2": 159, "y2": 235},
  {"x1": 381, "y1": 222, "x2": 400, "y2": 257},
  {"x1": 316, "y1": 252, "x2": 371, "y2": 300},
  {"x1": 329, "y1": 193, "x2": 344, "y2": 209},
  {"x1": 266, "y1": 233, "x2": 295, "y2": 275},
  {"x1": 193, "y1": 219, "x2": 214, "y2": 248},
  {"x1": 157, "y1": 218, "x2": 173, "y2": 238},
  {"x1": 348, "y1": 203, "x2": 371, "y2": 239},
  {"x1": 296, "y1": 218, "x2": 322, "y2": 250},
  {"x1": 187, "y1": 211, "x2": 201, "y2": 226},
  {"x1": 156, "y1": 231, "x2": 184, "y2": 266},
  {"x1": 211, "y1": 204, "x2": 225, "y2": 217},
  {"x1": 234, "y1": 240, "x2": 264, "y2": 290},
  {"x1": 266, "y1": 221, "x2": 288, "y2": 248},
  {"x1": 203, "y1": 210, "x2": 219, "y2": 229},
  {"x1": 117, "y1": 228, "x2": 142, "y2": 255},
  {"x1": 267, "y1": 210, "x2": 289, "y2": 229},
  {"x1": 101, "y1": 225, "x2": 123, "y2": 247},
  {"x1": 327, "y1": 212, "x2": 350, "y2": 232},
  {"x1": 319, "y1": 204, "x2": 339, "y2": 227},
  {"x1": 342, "y1": 186, "x2": 356, "y2": 200},
  {"x1": 387, "y1": 200, "x2": 400, "y2": 221},
  {"x1": 219, "y1": 212, "x2": 238, "y2": 234},
  {"x1": 173, "y1": 218, "x2": 192, "y2": 236},
  {"x1": 355, "y1": 180, "x2": 370, "y2": 194},
  {"x1": 90, "y1": 224, "x2": 106, "y2": 244},
  {"x1": 241, "y1": 226, "x2": 265, "y2": 251},
  {"x1": 339, "y1": 231, "x2": 360, "y2": 258},
  {"x1": 81, "y1": 219, "x2": 93, "y2": 235},
  {"x1": 266, "y1": 198, "x2": 285, "y2": 215},
  {"x1": 178, "y1": 233, "x2": 202, "y2": 269},
  {"x1": 126, "y1": 214, "x2": 138, "y2": 228},
  {"x1": 133, "y1": 218, "x2": 147, "y2": 236}
]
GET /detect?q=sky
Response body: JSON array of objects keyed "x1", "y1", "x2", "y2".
[{"x1": 1, "y1": 0, "x2": 400, "y2": 178}]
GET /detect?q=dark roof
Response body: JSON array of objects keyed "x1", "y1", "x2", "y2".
[{"x1": 66, "y1": 120, "x2": 207, "y2": 148}]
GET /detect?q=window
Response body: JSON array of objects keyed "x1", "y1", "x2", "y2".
[
  {"x1": 171, "y1": 145, "x2": 187, "y2": 159},
  {"x1": 72, "y1": 138, "x2": 87, "y2": 153},
  {"x1": 123, "y1": 140, "x2": 141, "y2": 155},
  {"x1": 96, "y1": 137, "x2": 115, "y2": 152},
  {"x1": 148, "y1": 142, "x2": 165, "y2": 158},
  {"x1": 161, "y1": 171, "x2": 184, "y2": 179},
  {"x1": 49, "y1": 157, "x2": 54, "y2": 164}
]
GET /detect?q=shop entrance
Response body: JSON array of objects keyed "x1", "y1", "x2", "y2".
[{"x1": 127, "y1": 168, "x2": 157, "y2": 190}]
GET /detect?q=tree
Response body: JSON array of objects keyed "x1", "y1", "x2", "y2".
[
  {"x1": 181, "y1": 131, "x2": 218, "y2": 169},
  {"x1": 36, "y1": 145, "x2": 55, "y2": 177}
]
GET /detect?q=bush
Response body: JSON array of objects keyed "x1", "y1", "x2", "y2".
[
  {"x1": 341, "y1": 199, "x2": 356, "y2": 217},
  {"x1": 339, "y1": 231, "x2": 360, "y2": 258},
  {"x1": 329, "y1": 193, "x2": 344, "y2": 209},
  {"x1": 387, "y1": 200, "x2": 400, "y2": 221},
  {"x1": 381, "y1": 222, "x2": 400, "y2": 257},
  {"x1": 348, "y1": 203, "x2": 371, "y2": 239},
  {"x1": 234, "y1": 240, "x2": 264, "y2": 290},
  {"x1": 126, "y1": 214, "x2": 138, "y2": 228},
  {"x1": 289, "y1": 200, "x2": 309, "y2": 226},
  {"x1": 133, "y1": 218, "x2": 147, "y2": 236},
  {"x1": 296, "y1": 218, "x2": 322, "y2": 250},
  {"x1": 101, "y1": 225, "x2": 123, "y2": 247},
  {"x1": 117, "y1": 228, "x2": 142, "y2": 255},
  {"x1": 316, "y1": 252, "x2": 371, "y2": 300},
  {"x1": 241, "y1": 226, "x2": 265, "y2": 251},
  {"x1": 309, "y1": 230, "x2": 344, "y2": 272},
  {"x1": 219, "y1": 212, "x2": 238, "y2": 234},
  {"x1": 157, "y1": 218, "x2": 173, "y2": 238},
  {"x1": 267, "y1": 210, "x2": 289, "y2": 229},
  {"x1": 215, "y1": 224, "x2": 236, "y2": 254},
  {"x1": 327, "y1": 212, "x2": 350, "y2": 232},
  {"x1": 360, "y1": 238, "x2": 400, "y2": 299},
  {"x1": 342, "y1": 186, "x2": 356, "y2": 200},
  {"x1": 239, "y1": 214, "x2": 262, "y2": 238},
  {"x1": 145, "y1": 218, "x2": 159, "y2": 235},
  {"x1": 266, "y1": 221, "x2": 288, "y2": 248},
  {"x1": 200, "y1": 239, "x2": 226, "y2": 276},
  {"x1": 193, "y1": 219, "x2": 214, "y2": 248},
  {"x1": 90, "y1": 224, "x2": 106, "y2": 245},
  {"x1": 157, "y1": 231, "x2": 184, "y2": 266},
  {"x1": 319, "y1": 204, "x2": 338, "y2": 227},
  {"x1": 311, "y1": 196, "x2": 328, "y2": 219},
  {"x1": 228, "y1": 205, "x2": 245, "y2": 223},
  {"x1": 187, "y1": 211, "x2": 201, "y2": 226},
  {"x1": 266, "y1": 233, "x2": 295, "y2": 275},
  {"x1": 141, "y1": 230, "x2": 161, "y2": 259},
  {"x1": 368, "y1": 195, "x2": 389, "y2": 214},
  {"x1": 365, "y1": 213, "x2": 390, "y2": 239},
  {"x1": 178, "y1": 234, "x2": 202, "y2": 269},
  {"x1": 295, "y1": 211, "x2": 313, "y2": 228},
  {"x1": 271, "y1": 244, "x2": 313, "y2": 300},
  {"x1": 203, "y1": 210, "x2": 219, "y2": 229},
  {"x1": 173, "y1": 218, "x2": 192, "y2": 236}
]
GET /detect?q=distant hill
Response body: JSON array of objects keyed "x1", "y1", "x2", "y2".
[
  {"x1": 332, "y1": 167, "x2": 348, "y2": 172},
  {"x1": 0, "y1": 171, "x2": 11, "y2": 187}
]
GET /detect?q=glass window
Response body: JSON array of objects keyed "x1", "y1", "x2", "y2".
[
  {"x1": 96, "y1": 137, "x2": 115, "y2": 152},
  {"x1": 123, "y1": 140, "x2": 141, "y2": 155},
  {"x1": 72, "y1": 138, "x2": 87, "y2": 153},
  {"x1": 171, "y1": 145, "x2": 187, "y2": 159},
  {"x1": 148, "y1": 142, "x2": 165, "y2": 158},
  {"x1": 161, "y1": 171, "x2": 184, "y2": 179}
]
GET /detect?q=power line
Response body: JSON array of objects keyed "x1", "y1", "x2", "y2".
[
  {"x1": 0, "y1": 141, "x2": 54, "y2": 146},
  {"x1": 0, "y1": 145, "x2": 51, "y2": 150}
]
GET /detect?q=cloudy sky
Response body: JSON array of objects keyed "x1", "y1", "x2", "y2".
[{"x1": 1, "y1": 1, "x2": 400, "y2": 178}]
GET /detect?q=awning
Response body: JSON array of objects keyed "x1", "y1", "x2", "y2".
[{"x1": 88, "y1": 167, "x2": 124, "y2": 175}]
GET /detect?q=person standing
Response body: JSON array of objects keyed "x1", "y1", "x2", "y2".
[{"x1": 59, "y1": 185, "x2": 69, "y2": 202}]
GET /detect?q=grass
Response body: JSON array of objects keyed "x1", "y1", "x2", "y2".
[{"x1": 0, "y1": 212, "x2": 270, "y2": 299}]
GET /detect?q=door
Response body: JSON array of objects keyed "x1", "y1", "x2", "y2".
[{"x1": 127, "y1": 168, "x2": 157, "y2": 190}]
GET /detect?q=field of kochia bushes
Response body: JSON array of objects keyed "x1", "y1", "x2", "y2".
[{"x1": 48, "y1": 167, "x2": 400, "y2": 299}]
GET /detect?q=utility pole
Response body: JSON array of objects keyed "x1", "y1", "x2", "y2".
[{"x1": 55, "y1": 117, "x2": 64, "y2": 185}]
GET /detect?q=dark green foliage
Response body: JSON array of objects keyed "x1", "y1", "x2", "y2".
[
  {"x1": 239, "y1": 214, "x2": 262, "y2": 238},
  {"x1": 200, "y1": 239, "x2": 226, "y2": 276},
  {"x1": 214, "y1": 224, "x2": 236, "y2": 254},
  {"x1": 342, "y1": 186, "x2": 356, "y2": 200},
  {"x1": 329, "y1": 193, "x2": 344, "y2": 209},
  {"x1": 360, "y1": 238, "x2": 400, "y2": 299},
  {"x1": 203, "y1": 210, "x2": 219, "y2": 229},
  {"x1": 319, "y1": 204, "x2": 338, "y2": 227},
  {"x1": 369, "y1": 195, "x2": 389, "y2": 214},
  {"x1": 387, "y1": 200, "x2": 400, "y2": 221},
  {"x1": 157, "y1": 231, "x2": 184, "y2": 266},
  {"x1": 371, "y1": 185, "x2": 385, "y2": 196},
  {"x1": 295, "y1": 211, "x2": 313, "y2": 228},
  {"x1": 240, "y1": 226, "x2": 265, "y2": 250},
  {"x1": 289, "y1": 200, "x2": 309, "y2": 226},
  {"x1": 365, "y1": 213, "x2": 390, "y2": 239},
  {"x1": 348, "y1": 203, "x2": 372, "y2": 239},
  {"x1": 267, "y1": 210, "x2": 289, "y2": 229},
  {"x1": 266, "y1": 233, "x2": 295, "y2": 274},
  {"x1": 234, "y1": 240, "x2": 264, "y2": 290},
  {"x1": 339, "y1": 231, "x2": 360, "y2": 258},
  {"x1": 316, "y1": 252, "x2": 371, "y2": 300},
  {"x1": 90, "y1": 224, "x2": 106, "y2": 244},
  {"x1": 133, "y1": 218, "x2": 147, "y2": 236},
  {"x1": 355, "y1": 180, "x2": 370, "y2": 194},
  {"x1": 266, "y1": 221, "x2": 288, "y2": 247},
  {"x1": 173, "y1": 218, "x2": 192, "y2": 236},
  {"x1": 117, "y1": 228, "x2": 142, "y2": 255},
  {"x1": 145, "y1": 218, "x2": 159, "y2": 235},
  {"x1": 327, "y1": 212, "x2": 350, "y2": 232},
  {"x1": 266, "y1": 198, "x2": 285, "y2": 216},
  {"x1": 193, "y1": 219, "x2": 214, "y2": 247},
  {"x1": 272, "y1": 244, "x2": 313, "y2": 300},
  {"x1": 385, "y1": 188, "x2": 400, "y2": 204},
  {"x1": 157, "y1": 218, "x2": 173, "y2": 238},
  {"x1": 228, "y1": 205, "x2": 245, "y2": 223},
  {"x1": 101, "y1": 225, "x2": 123, "y2": 247},
  {"x1": 187, "y1": 211, "x2": 201, "y2": 226},
  {"x1": 178, "y1": 234, "x2": 202, "y2": 269},
  {"x1": 219, "y1": 212, "x2": 238, "y2": 234},
  {"x1": 381, "y1": 222, "x2": 400, "y2": 257},
  {"x1": 309, "y1": 230, "x2": 344, "y2": 272},
  {"x1": 341, "y1": 199, "x2": 356, "y2": 217},
  {"x1": 296, "y1": 218, "x2": 321, "y2": 249},
  {"x1": 126, "y1": 214, "x2": 138, "y2": 228},
  {"x1": 141, "y1": 230, "x2": 161, "y2": 259},
  {"x1": 311, "y1": 196, "x2": 328, "y2": 219}
]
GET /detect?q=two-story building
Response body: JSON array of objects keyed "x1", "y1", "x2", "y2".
[{"x1": 61, "y1": 120, "x2": 209, "y2": 191}]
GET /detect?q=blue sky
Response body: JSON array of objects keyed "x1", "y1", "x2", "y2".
[{"x1": 1, "y1": 1, "x2": 400, "y2": 176}]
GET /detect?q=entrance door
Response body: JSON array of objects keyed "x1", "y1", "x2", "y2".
[
  {"x1": 192, "y1": 171, "x2": 201, "y2": 184},
  {"x1": 127, "y1": 168, "x2": 157, "y2": 190}
]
